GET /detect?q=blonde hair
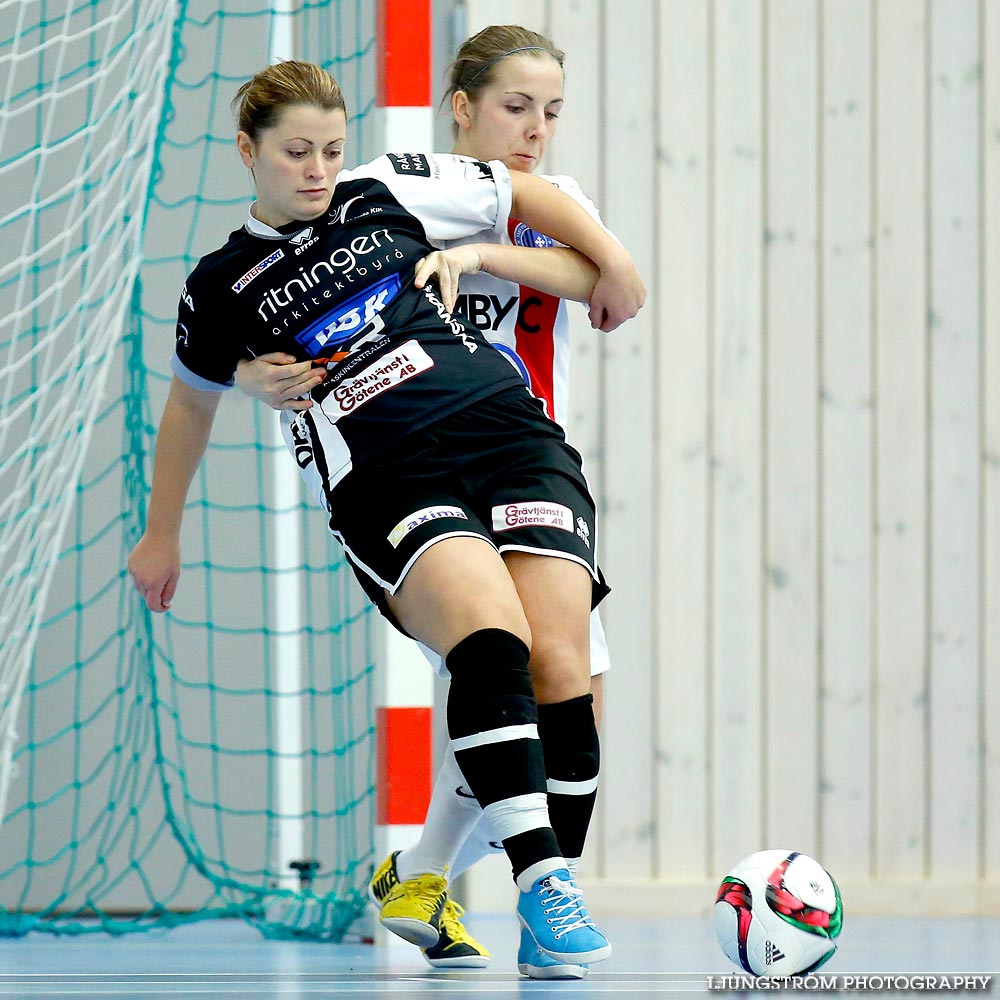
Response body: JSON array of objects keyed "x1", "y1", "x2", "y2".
[
  {"x1": 232, "y1": 60, "x2": 346, "y2": 139},
  {"x1": 444, "y1": 24, "x2": 564, "y2": 113}
]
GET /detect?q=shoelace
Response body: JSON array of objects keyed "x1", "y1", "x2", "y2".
[
  {"x1": 539, "y1": 876, "x2": 596, "y2": 939},
  {"x1": 389, "y1": 876, "x2": 446, "y2": 916},
  {"x1": 439, "y1": 899, "x2": 467, "y2": 939}
]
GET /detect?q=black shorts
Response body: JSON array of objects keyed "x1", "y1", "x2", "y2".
[{"x1": 324, "y1": 387, "x2": 609, "y2": 630}]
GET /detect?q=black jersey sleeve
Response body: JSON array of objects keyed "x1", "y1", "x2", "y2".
[
  {"x1": 341, "y1": 153, "x2": 513, "y2": 245},
  {"x1": 170, "y1": 267, "x2": 239, "y2": 391}
]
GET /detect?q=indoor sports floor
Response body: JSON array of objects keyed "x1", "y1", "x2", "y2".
[{"x1": 0, "y1": 914, "x2": 996, "y2": 997}]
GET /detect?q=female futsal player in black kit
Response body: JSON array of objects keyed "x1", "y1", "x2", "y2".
[{"x1": 127, "y1": 60, "x2": 644, "y2": 969}]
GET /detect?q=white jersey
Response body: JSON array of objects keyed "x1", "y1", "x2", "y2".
[
  {"x1": 428, "y1": 173, "x2": 614, "y2": 680},
  {"x1": 446, "y1": 174, "x2": 614, "y2": 432}
]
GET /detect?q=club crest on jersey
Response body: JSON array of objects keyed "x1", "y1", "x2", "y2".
[
  {"x1": 294, "y1": 273, "x2": 402, "y2": 357},
  {"x1": 387, "y1": 506, "x2": 469, "y2": 548},
  {"x1": 328, "y1": 195, "x2": 364, "y2": 226},
  {"x1": 232, "y1": 248, "x2": 285, "y2": 293},
  {"x1": 513, "y1": 222, "x2": 555, "y2": 249},
  {"x1": 492, "y1": 501, "x2": 573, "y2": 532}
]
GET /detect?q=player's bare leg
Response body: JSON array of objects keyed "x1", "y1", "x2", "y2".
[
  {"x1": 502, "y1": 552, "x2": 603, "y2": 977},
  {"x1": 380, "y1": 538, "x2": 610, "y2": 966},
  {"x1": 387, "y1": 536, "x2": 529, "y2": 656}
]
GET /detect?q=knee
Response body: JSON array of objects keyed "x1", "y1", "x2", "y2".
[
  {"x1": 445, "y1": 628, "x2": 537, "y2": 739},
  {"x1": 443, "y1": 620, "x2": 531, "y2": 660},
  {"x1": 446, "y1": 628, "x2": 532, "y2": 689},
  {"x1": 527, "y1": 639, "x2": 590, "y2": 705}
]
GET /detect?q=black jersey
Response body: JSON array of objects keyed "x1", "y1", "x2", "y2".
[{"x1": 172, "y1": 153, "x2": 525, "y2": 484}]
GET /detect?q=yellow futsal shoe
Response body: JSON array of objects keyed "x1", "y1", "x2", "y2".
[
  {"x1": 370, "y1": 851, "x2": 445, "y2": 946},
  {"x1": 368, "y1": 851, "x2": 403, "y2": 908},
  {"x1": 421, "y1": 898, "x2": 491, "y2": 969}
]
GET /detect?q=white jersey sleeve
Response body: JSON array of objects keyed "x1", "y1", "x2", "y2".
[
  {"x1": 441, "y1": 172, "x2": 619, "y2": 430},
  {"x1": 339, "y1": 153, "x2": 512, "y2": 244},
  {"x1": 542, "y1": 174, "x2": 620, "y2": 246}
]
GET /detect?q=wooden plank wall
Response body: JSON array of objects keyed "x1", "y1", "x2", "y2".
[{"x1": 460, "y1": 0, "x2": 997, "y2": 911}]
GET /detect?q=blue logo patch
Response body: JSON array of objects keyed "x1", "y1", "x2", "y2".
[
  {"x1": 294, "y1": 273, "x2": 402, "y2": 357},
  {"x1": 513, "y1": 222, "x2": 555, "y2": 249}
]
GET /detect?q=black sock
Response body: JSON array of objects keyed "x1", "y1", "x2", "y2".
[
  {"x1": 537, "y1": 694, "x2": 600, "y2": 864},
  {"x1": 446, "y1": 628, "x2": 562, "y2": 880}
]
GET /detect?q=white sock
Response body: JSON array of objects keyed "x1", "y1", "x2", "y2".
[
  {"x1": 395, "y1": 742, "x2": 484, "y2": 882},
  {"x1": 450, "y1": 810, "x2": 505, "y2": 880},
  {"x1": 515, "y1": 857, "x2": 568, "y2": 893}
]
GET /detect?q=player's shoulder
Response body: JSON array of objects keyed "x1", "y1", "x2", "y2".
[
  {"x1": 342, "y1": 152, "x2": 433, "y2": 183},
  {"x1": 540, "y1": 173, "x2": 596, "y2": 205},
  {"x1": 185, "y1": 225, "x2": 260, "y2": 289},
  {"x1": 346, "y1": 152, "x2": 500, "y2": 185},
  {"x1": 178, "y1": 228, "x2": 263, "y2": 324},
  {"x1": 540, "y1": 173, "x2": 612, "y2": 236},
  {"x1": 540, "y1": 173, "x2": 584, "y2": 190}
]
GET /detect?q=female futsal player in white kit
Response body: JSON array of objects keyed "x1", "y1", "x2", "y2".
[{"x1": 233, "y1": 29, "x2": 632, "y2": 980}]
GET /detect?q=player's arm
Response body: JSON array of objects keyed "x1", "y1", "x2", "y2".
[
  {"x1": 240, "y1": 243, "x2": 600, "y2": 412},
  {"x1": 413, "y1": 244, "x2": 598, "y2": 312},
  {"x1": 128, "y1": 377, "x2": 222, "y2": 613},
  {"x1": 235, "y1": 353, "x2": 325, "y2": 410},
  {"x1": 509, "y1": 170, "x2": 645, "y2": 333}
]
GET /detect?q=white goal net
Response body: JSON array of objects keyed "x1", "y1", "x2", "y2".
[{"x1": 0, "y1": 0, "x2": 176, "y2": 822}]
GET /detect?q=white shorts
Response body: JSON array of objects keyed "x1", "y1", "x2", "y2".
[{"x1": 420, "y1": 607, "x2": 611, "y2": 681}]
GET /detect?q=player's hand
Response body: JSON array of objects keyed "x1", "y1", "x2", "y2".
[
  {"x1": 413, "y1": 246, "x2": 483, "y2": 313},
  {"x1": 588, "y1": 248, "x2": 646, "y2": 333},
  {"x1": 128, "y1": 532, "x2": 181, "y2": 614},
  {"x1": 235, "y1": 353, "x2": 324, "y2": 411}
]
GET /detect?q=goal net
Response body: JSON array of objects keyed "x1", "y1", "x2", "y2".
[{"x1": 0, "y1": 0, "x2": 378, "y2": 939}]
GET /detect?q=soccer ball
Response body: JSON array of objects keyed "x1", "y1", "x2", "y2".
[{"x1": 714, "y1": 849, "x2": 843, "y2": 978}]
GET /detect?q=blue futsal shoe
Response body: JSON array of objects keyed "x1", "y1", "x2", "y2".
[
  {"x1": 517, "y1": 926, "x2": 589, "y2": 979},
  {"x1": 516, "y1": 868, "x2": 611, "y2": 964}
]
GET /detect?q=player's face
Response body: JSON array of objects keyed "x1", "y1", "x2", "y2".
[
  {"x1": 453, "y1": 54, "x2": 564, "y2": 173},
  {"x1": 237, "y1": 104, "x2": 347, "y2": 228}
]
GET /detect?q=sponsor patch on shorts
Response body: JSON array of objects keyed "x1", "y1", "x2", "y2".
[
  {"x1": 319, "y1": 341, "x2": 433, "y2": 422},
  {"x1": 492, "y1": 501, "x2": 573, "y2": 532},
  {"x1": 388, "y1": 506, "x2": 469, "y2": 548}
]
